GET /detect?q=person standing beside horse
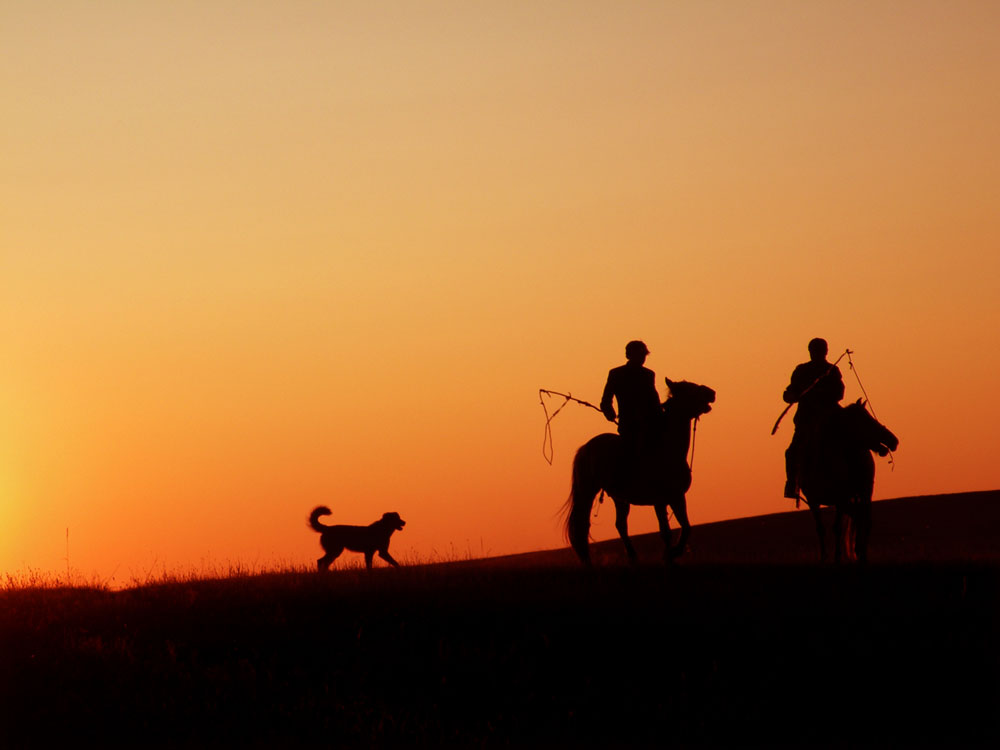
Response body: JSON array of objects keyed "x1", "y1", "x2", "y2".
[
  {"x1": 600, "y1": 340, "x2": 662, "y2": 476},
  {"x1": 783, "y1": 337, "x2": 845, "y2": 499}
]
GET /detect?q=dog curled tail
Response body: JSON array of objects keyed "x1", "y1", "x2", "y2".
[{"x1": 309, "y1": 505, "x2": 332, "y2": 532}]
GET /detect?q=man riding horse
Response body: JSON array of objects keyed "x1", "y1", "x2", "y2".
[
  {"x1": 783, "y1": 337, "x2": 845, "y2": 500},
  {"x1": 600, "y1": 340, "x2": 662, "y2": 479}
]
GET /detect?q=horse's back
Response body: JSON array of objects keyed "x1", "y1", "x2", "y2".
[
  {"x1": 573, "y1": 432, "x2": 621, "y2": 476},
  {"x1": 576, "y1": 432, "x2": 620, "y2": 455}
]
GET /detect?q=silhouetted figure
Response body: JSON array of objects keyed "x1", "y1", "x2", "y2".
[
  {"x1": 309, "y1": 507, "x2": 406, "y2": 570},
  {"x1": 796, "y1": 400, "x2": 898, "y2": 562},
  {"x1": 600, "y1": 340, "x2": 662, "y2": 468},
  {"x1": 567, "y1": 377, "x2": 716, "y2": 565},
  {"x1": 783, "y1": 338, "x2": 844, "y2": 499}
]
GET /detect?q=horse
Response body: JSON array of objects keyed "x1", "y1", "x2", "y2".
[
  {"x1": 797, "y1": 399, "x2": 899, "y2": 563},
  {"x1": 564, "y1": 378, "x2": 716, "y2": 566}
]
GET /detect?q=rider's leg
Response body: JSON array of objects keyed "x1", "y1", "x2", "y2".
[{"x1": 784, "y1": 434, "x2": 801, "y2": 499}]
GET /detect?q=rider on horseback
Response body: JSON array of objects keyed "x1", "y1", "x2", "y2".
[
  {"x1": 600, "y1": 340, "x2": 662, "y2": 475},
  {"x1": 783, "y1": 337, "x2": 845, "y2": 499}
]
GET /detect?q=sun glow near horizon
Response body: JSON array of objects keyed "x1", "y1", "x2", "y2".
[{"x1": 3, "y1": 1, "x2": 999, "y2": 583}]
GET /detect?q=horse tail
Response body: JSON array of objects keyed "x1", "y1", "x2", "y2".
[
  {"x1": 309, "y1": 506, "x2": 332, "y2": 533},
  {"x1": 563, "y1": 442, "x2": 602, "y2": 565}
]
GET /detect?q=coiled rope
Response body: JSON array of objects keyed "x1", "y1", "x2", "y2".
[{"x1": 538, "y1": 389, "x2": 610, "y2": 465}]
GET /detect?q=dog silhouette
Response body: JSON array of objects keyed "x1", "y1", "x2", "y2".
[{"x1": 309, "y1": 506, "x2": 406, "y2": 570}]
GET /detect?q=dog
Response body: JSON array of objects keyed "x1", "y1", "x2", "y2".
[{"x1": 309, "y1": 506, "x2": 406, "y2": 571}]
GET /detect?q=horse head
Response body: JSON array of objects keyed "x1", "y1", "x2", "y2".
[
  {"x1": 842, "y1": 399, "x2": 899, "y2": 456},
  {"x1": 664, "y1": 377, "x2": 716, "y2": 418}
]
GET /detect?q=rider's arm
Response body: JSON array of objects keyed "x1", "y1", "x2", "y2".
[
  {"x1": 600, "y1": 371, "x2": 617, "y2": 422},
  {"x1": 831, "y1": 367, "x2": 845, "y2": 402},
  {"x1": 783, "y1": 365, "x2": 807, "y2": 404}
]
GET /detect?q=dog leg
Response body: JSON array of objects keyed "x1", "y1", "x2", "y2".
[
  {"x1": 317, "y1": 546, "x2": 342, "y2": 572},
  {"x1": 378, "y1": 549, "x2": 400, "y2": 567}
]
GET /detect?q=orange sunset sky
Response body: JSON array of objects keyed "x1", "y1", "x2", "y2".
[{"x1": 3, "y1": 1, "x2": 999, "y2": 584}]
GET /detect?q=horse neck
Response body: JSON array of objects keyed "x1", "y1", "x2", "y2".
[
  {"x1": 846, "y1": 408, "x2": 889, "y2": 453},
  {"x1": 822, "y1": 407, "x2": 870, "y2": 455},
  {"x1": 660, "y1": 404, "x2": 693, "y2": 458}
]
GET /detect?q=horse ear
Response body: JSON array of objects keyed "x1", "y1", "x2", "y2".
[
  {"x1": 855, "y1": 397, "x2": 865, "y2": 406},
  {"x1": 664, "y1": 377, "x2": 673, "y2": 387}
]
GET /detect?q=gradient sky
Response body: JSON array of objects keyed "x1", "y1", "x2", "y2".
[{"x1": 4, "y1": 1, "x2": 999, "y2": 584}]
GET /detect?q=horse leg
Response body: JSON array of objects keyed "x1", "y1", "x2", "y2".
[
  {"x1": 568, "y1": 499, "x2": 594, "y2": 566},
  {"x1": 809, "y1": 504, "x2": 827, "y2": 563},
  {"x1": 833, "y1": 508, "x2": 843, "y2": 564},
  {"x1": 856, "y1": 497, "x2": 872, "y2": 563},
  {"x1": 853, "y1": 476, "x2": 874, "y2": 564},
  {"x1": 653, "y1": 504, "x2": 671, "y2": 563},
  {"x1": 843, "y1": 508, "x2": 857, "y2": 562},
  {"x1": 566, "y1": 474, "x2": 601, "y2": 567},
  {"x1": 665, "y1": 496, "x2": 691, "y2": 561},
  {"x1": 614, "y1": 500, "x2": 637, "y2": 564}
]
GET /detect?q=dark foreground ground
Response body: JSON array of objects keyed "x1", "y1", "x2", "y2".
[
  {"x1": 2, "y1": 491, "x2": 998, "y2": 747},
  {"x1": 2, "y1": 562, "x2": 998, "y2": 747}
]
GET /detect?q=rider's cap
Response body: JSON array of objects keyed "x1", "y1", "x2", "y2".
[{"x1": 625, "y1": 340, "x2": 649, "y2": 358}]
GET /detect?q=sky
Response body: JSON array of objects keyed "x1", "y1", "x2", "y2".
[{"x1": 3, "y1": 1, "x2": 999, "y2": 585}]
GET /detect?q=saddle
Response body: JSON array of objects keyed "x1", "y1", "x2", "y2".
[{"x1": 614, "y1": 431, "x2": 687, "y2": 496}]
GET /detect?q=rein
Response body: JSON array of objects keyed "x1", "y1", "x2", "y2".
[
  {"x1": 845, "y1": 350, "x2": 895, "y2": 470},
  {"x1": 689, "y1": 415, "x2": 699, "y2": 471}
]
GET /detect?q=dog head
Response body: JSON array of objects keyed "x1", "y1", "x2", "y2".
[{"x1": 381, "y1": 512, "x2": 406, "y2": 531}]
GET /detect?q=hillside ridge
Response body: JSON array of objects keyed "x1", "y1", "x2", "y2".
[{"x1": 457, "y1": 489, "x2": 1000, "y2": 568}]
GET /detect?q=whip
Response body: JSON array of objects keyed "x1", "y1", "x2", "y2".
[{"x1": 538, "y1": 389, "x2": 613, "y2": 465}]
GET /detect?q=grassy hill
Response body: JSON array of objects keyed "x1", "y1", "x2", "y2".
[
  {"x1": 2, "y1": 491, "x2": 998, "y2": 747},
  {"x1": 465, "y1": 489, "x2": 1000, "y2": 568}
]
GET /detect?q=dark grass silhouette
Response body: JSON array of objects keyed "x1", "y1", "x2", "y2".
[
  {"x1": 2, "y1": 491, "x2": 998, "y2": 747},
  {"x1": 565, "y1": 378, "x2": 716, "y2": 565}
]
